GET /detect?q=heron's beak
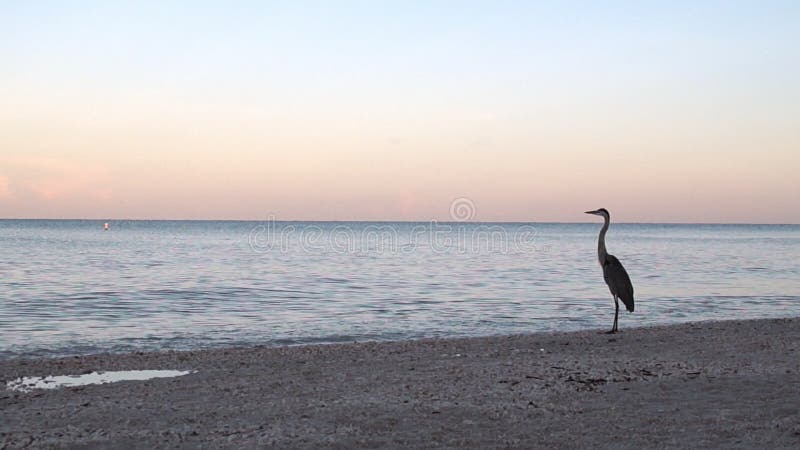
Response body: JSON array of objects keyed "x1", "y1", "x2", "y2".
[{"x1": 585, "y1": 210, "x2": 598, "y2": 215}]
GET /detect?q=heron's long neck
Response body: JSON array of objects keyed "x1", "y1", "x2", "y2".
[{"x1": 597, "y1": 215, "x2": 609, "y2": 263}]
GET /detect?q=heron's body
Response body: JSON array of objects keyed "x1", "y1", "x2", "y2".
[{"x1": 586, "y1": 208, "x2": 634, "y2": 333}]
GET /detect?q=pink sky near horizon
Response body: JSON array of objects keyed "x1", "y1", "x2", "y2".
[
  {"x1": 2, "y1": 3, "x2": 799, "y2": 223},
  {"x1": 1, "y1": 88, "x2": 798, "y2": 223}
]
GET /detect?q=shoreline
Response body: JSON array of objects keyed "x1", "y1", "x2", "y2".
[
  {"x1": 3, "y1": 315, "x2": 796, "y2": 363},
  {"x1": 2, "y1": 318, "x2": 799, "y2": 448}
]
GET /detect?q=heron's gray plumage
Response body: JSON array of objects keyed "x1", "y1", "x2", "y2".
[
  {"x1": 603, "y1": 254, "x2": 634, "y2": 312},
  {"x1": 586, "y1": 207, "x2": 635, "y2": 333}
]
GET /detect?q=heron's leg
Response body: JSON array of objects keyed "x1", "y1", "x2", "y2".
[{"x1": 605, "y1": 297, "x2": 619, "y2": 333}]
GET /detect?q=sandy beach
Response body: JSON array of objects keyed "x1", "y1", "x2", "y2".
[{"x1": 2, "y1": 318, "x2": 799, "y2": 448}]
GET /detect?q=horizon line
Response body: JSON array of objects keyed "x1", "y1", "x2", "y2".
[{"x1": 1, "y1": 217, "x2": 798, "y2": 226}]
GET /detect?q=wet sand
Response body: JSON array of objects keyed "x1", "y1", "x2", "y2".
[{"x1": 2, "y1": 318, "x2": 799, "y2": 448}]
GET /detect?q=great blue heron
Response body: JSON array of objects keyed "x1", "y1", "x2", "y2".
[{"x1": 585, "y1": 208, "x2": 634, "y2": 333}]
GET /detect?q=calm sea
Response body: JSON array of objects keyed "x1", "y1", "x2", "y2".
[{"x1": 1, "y1": 220, "x2": 798, "y2": 358}]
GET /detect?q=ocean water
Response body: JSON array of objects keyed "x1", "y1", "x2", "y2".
[{"x1": 1, "y1": 220, "x2": 798, "y2": 358}]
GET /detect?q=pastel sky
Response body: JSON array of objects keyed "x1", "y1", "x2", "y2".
[{"x1": 2, "y1": 1, "x2": 799, "y2": 222}]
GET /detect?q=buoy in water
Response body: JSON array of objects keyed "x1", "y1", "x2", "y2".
[{"x1": 104, "y1": 222, "x2": 109, "y2": 231}]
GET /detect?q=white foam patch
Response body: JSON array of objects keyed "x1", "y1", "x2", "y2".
[{"x1": 6, "y1": 370, "x2": 194, "y2": 392}]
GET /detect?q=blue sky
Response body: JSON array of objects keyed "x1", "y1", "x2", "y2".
[{"x1": 2, "y1": 1, "x2": 799, "y2": 221}]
